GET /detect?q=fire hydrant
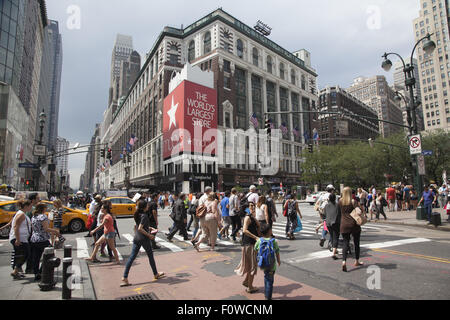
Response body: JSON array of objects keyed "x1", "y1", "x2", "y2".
[{"x1": 39, "y1": 247, "x2": 61, "y2": 291}]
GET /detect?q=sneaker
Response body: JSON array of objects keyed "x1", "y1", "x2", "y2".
[{"x1": 319, "y1": 239, "x2": 325, "y2": 247}]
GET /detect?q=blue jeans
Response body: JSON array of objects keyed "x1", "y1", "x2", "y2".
[
  {"x1": 425, "y1": 203, "x2": 432, "y2": 222},
  {"x1": 321, "y1": 229, "x2": 328, "y2": 240},
  {"x1": 123, "y1": 239, "x2": 158, "y2": 279},
  {"x1": 264, "y1": 270, "x2": 275, "y2": 300}
]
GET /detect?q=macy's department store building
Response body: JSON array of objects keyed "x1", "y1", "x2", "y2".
[{"x1": 108, "y1": 9, "x2": 318, "y2": 193}]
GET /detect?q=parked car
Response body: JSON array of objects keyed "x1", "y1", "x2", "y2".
[
  {"x1": 305, "y1": 192, "x2": 327, "y2": 205},
  {"x1": 0, "y1": 200, "x2": 88, "y2": 238}
]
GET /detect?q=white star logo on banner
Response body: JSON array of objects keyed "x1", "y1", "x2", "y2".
[{"x1": 167, "y1": 96, "x2": 179, "y2": 130}]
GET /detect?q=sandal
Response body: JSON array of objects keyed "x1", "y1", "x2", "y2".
[
  {"x1": 120, "y1": 279, "x2": 130, "y2": 287},
  {"x1": 354, "y1": 261, "x2": 364, "y2": 267},
  {"x1": 85, "y1": 258, "x2": 100, "y2": 263},
  {"x1": 242, "y1": 281, "x2": 249, "y2": 288},
  {"x1": 246, "y1": 287, "x2": 259, "y2": 294},
  {"x1": 193, "y1": 242, "x2": 200, "y2": 252},
  {"x1": 154, "y1": 272, "x2": 165, "y2": 280}
]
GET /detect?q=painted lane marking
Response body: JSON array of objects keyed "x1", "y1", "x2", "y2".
[
  {"x1": 76, "y1": 238, "x2": 90, "y2": 258},
  {"x1": 123, "y1": 234, "x2": 145, "y2": 253},
  {"x1": 372, "y1": 248, "x2": 450, "y2": 264},
  {"x1": 285, "y1": 238, "x2": 431, "y2": 264},
  {"x1": 155, "y1": 236, "x2": 183, "y2": 252}
]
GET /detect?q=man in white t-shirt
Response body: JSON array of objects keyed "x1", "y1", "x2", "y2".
[
  {"x1": 199, "y1": 186, "x2": 212, "y2": 207},
  {"x1": 247, "y1": 185, "x2": 259, "y2": 204},
  {"x1": 229, "y1": 188, "x2": 241, "y2": 241}
]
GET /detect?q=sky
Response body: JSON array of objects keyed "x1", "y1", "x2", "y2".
[{"x1": 45, "y1": 0, "x2": 421, "y2": 190}]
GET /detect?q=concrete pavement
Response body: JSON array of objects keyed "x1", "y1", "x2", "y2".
[
  {"x1": 88, "y1": 249, "x2": 345, "y2": 300},
  {"x1": 371, "y1": 208, "x2": 450, "y2": 232}
]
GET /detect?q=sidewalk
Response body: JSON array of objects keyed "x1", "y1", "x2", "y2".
[
  {"x1": 88, "y1": 250, "x2": 345, "y2": 300},
  {"x1": 0, "y1": 247, "x2": 96, "y2": 300},
  {"x1": 371, "y1": 207, "x2": 450, "y2": 232}
]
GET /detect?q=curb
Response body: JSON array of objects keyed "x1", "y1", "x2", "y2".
[
  {"x1": 372, "y1": 220, "x2": 450, "y2": 232},
  {"x1": 79, "y1": 258, "x2": 97, "y2": 300}
]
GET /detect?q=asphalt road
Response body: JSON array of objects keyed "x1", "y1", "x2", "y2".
[{"x1": 1, "y1": 203, "x2": 449, "y2": 300}]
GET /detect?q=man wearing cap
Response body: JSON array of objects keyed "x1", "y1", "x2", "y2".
[
  {"x1": 316, "y1": 185, "x2": 335, "y2": 247},
  {"x1": 165, "y1": 192, "x2": 189, "y2": 242},
  {"x1": 247, "y1": 185, "x2": 259, "y2": 205}
]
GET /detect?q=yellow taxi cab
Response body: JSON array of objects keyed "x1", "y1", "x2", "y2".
[
  {"x1": 0, "y1": 200, "x2": 89, "y2": 238},
  {"x1": 86, "y1": 197, "x2": 136, "y2": 216}
]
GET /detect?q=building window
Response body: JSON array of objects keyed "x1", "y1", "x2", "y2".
[
  {"x1": 236, "y1": 39, "x2": 244, "y2": 58},
  {"x1": 267, "y1": 56, "x2": 273, "y2": 74},
  {"x1": 188, "y1": 40, "x2": 195, "y2": 63},
  {"x1": 301, "y1": 75, "x2": 306, "y2": 90},
  {"x1": 224, "y1": 60, "x2": 231, "y2": 73},
  {"x1": 169, "y1": 54, "x2": 178, "y2": 65},
  {"x1": 279, "y1": 63, "x2": 285, "y2": 80},
  {"x1": 291, "y1": 70, "x2": 296, "y2": 85},
  {"x1": 203, "y1": 32, "x2": 211, "y2": 55},
  {"x1": 252, "y1": 47, "x2": 259, "y2": 67}
]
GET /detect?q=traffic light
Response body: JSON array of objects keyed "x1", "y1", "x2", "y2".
[
  {"x1": 265, "y1": 118, "x2": 272, "y2": 135},
  {"x1": 25, "y1": 180, "x2": 32, "y2": 188},
  {"x1": 100, "y1": 149, "x2": 105, "y2": 158},
  {"x1": 308, "y1": 144, "x2": 313, "y2": 153},
  {"x1": 107, "y1": 148, "x2": 112, "y2": 160}
]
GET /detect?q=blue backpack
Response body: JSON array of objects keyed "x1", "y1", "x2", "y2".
[{"x1": 257, "y1": 238, "x2": 276, "y2": 271}]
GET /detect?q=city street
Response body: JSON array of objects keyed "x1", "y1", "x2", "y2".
[{"x1": 2, "y1": 203, "x2": 449, "y2": 300}]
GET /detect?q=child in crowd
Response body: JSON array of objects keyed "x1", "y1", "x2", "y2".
[{"x1": 255, "y1": 224, "x2": 281, "y2": 300}]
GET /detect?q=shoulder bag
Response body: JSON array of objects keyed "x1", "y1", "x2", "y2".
[
  {"x1": 350, "y1": 206, "x2": 368, "y2": 226},
  {"x1": 196, "y1": 204, "x2": 207, "y2": 218}
]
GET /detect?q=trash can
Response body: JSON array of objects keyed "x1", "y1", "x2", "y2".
[
  {"x1": 416, "y1": 206, "x2": 427, "y2": 220},
  {"x1": 431, "y1": 212, "x2": 442, "y2": 227}
]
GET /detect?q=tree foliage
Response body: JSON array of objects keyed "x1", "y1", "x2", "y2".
[{"x1": 300, "y1": 130, "x2": 450, "y2": 189}]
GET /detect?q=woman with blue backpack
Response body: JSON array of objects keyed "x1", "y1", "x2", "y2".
[{"x1": 234, "y1": 202, "x2": 260, "y2": 294}]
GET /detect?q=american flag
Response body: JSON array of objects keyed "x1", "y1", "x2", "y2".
[
  {"x1": 313, "y1": 128, "x2": 320, "y2": 141},
  {"x1": 280, "y1": 123, "x2": 288, "y2": 136},
  {"x1": 293, "y1": 127, "x2": 300, "y2": 137},
  {"x1": 250, "y1": 113, "x2": 259, "y2": 128}
]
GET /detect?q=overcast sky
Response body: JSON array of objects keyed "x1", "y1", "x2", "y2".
[{"x1": 46, "y1": 0, "x2": 421, "y2": 189}]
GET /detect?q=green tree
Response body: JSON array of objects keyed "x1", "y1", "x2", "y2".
[{"x1": 422, "y1": 130, "x2": 450, "y2": 185}]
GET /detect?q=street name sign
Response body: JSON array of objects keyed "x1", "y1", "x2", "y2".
[
  {"x1": 408, "y1": 135, "x2": 422, "y2": 155},
  {"x1": 19, "y1": 162, "x2": 39, "y2": 169}
]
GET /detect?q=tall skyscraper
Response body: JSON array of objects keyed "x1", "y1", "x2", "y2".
[
  {"x1": 47, "y1": 20, "x2": 63, "y2": 153},
  {"x1": 0, "y1": 0, "x2": 48, "y2": 189},
  {"x1": 108, "y1": 34, "x2": 133, "y2": 106},
  {"x1": 413, "y1": 0, "x2": 450, "y2": 131},
  {"x1": 56, "y1": 136, "x2": 69, "y2": 177},
  {"x1": 347, "y1": 76, "x2": 404, "y2": 138}
]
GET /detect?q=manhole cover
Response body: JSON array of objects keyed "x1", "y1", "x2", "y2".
[{"x1": 117, "y1": 293, "x2": 159, "y2": 300}]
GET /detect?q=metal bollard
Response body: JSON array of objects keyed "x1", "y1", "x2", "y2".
[
  {"x1": 62, "y1": 258, "x2": 72, "y2": 300},
  {"x1": 39, "y1": 247, "x2": 61, "y2": 291},
  {"x1": 64, "y1": 245, "x2": 72, "y2": 258}
]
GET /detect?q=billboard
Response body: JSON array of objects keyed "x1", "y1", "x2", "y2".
[{"x1": 163, "y1": 80, "x2": 218, "y2": 159}]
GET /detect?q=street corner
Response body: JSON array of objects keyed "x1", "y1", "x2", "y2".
[{"x1": 87, "y1": 249, "x2": 236, "y2": 300}]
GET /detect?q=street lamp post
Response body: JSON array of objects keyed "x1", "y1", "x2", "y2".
[
  {"x1": 35, "y1": 110, "x2": 47, "y2": 191},
  {"x1": 381, "y1": 32, "x2": 436, "y2": 209}
]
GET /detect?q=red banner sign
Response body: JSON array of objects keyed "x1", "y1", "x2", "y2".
[{"x1": 163, "y1": 80, "x2": 218, "y2": 159}]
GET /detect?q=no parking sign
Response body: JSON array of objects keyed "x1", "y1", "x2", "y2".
[{"x1": 409, "y1": 134, "x2": 422, "y2": 155}]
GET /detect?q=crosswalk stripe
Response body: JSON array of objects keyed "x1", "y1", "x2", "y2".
[
  {"x1": 116, "y1": 249, "x2": 123, "y2": 261},
  {"x1": 123, "y1": 234, "x2": 145, "y2": 253},
  {"x1": 155, "y1": 236, "x2": 183, "y2": 252},
  {"x1": 76, "y1": 238, "x2": 90, "y2": 258}
]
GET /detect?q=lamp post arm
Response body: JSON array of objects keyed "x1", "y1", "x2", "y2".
[
  {"x1": 384, "y1": 52, "x2": 406, "y2": 69},
  {"x1": 411, "y1": 33, "x2": 434, "y2": 65}
]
